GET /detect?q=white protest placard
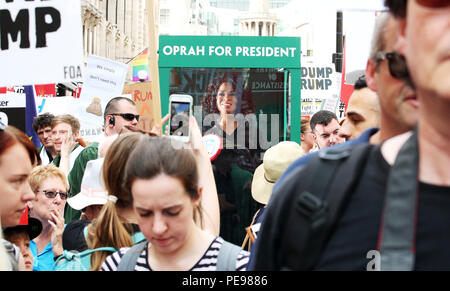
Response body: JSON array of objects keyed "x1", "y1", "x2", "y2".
[
  {"x1": 36, "y1": 96, "x2": 104, "y2": 142},
  {"x1": 79, "y1": 55, "x2": 128, "y2": 140},
  {"x1": 0, "y1": 0, "x2": 84, "y2": 86},
  {"x1": 80, "y1": 55, "x2": 128, "y2": 100},
  {"x1": 301, "y1": 64, "x2": 338, "y2": 100},
  {"x1": 300, "y1": 63, "x2": 339, "y2": 118}
]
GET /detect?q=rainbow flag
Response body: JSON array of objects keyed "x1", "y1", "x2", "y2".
[{"x1": 133, "y1": 48, "x2": 149, "y2": 82}]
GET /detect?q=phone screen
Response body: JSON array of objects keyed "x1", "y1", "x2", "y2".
[{"x1": 169, "y1": 101, "x2": 190, "y2": 137}]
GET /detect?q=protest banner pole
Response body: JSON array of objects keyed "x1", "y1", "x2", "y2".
[{"x1": 146, "y1": 0, "x2": 162, "y2": 125}]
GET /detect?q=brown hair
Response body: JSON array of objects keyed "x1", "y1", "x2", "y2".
[
  {"x1": 300, "y1": 117, "x2": 311, "y2": 134},
  {"x1": 52, "y1": 114, "x2": 80, "y2": 133},
  {"x1": 384, "y1": 0, "x2": 407, "y2": 18},
  {"x1": 0, "y1": 126, "x2": 39, "y2": 166},
  {"x1": 87, "y1": 132, "x2": 145, "y2": 271},
  {"x1": 123, "y1": 137, "x2": 203, "y2": 226},
  {"x1": 202, "y1": 76, "x2": 238, "y2": 114}
]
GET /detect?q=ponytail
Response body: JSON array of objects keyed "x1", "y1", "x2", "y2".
[{"x1": 86, "y1": 200, "x2": 133, "y2": 271}]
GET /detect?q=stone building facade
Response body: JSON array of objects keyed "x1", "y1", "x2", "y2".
[
  {"x1": 80, "y1": 0, "x2": 148, "y2": 82},
  {"x1": 239, "y1": 0, "x2": 278, "y2": 36}
]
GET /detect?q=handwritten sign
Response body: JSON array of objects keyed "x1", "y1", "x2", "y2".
[{"x1": 123, "y1": 82, "x2": 161, "y2": 132}]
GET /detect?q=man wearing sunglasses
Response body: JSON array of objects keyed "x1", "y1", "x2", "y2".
[
  {"x1": 64, "y1": 97, "x2": 139, "y2": 223},
  {"x1": 365, "y1": 12, "x2": 419, "y2": 143},
  {"x1": 250, "y1": 1, "x2": 449, "y2": 270}
]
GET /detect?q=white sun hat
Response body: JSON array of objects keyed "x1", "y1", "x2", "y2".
[{"x1": 67, "y1": 158, "x2": 108, "y2": 210}]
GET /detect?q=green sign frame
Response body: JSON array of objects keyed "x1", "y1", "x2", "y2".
[{"x1": 158, "y1": 35, "x2": 301, "y2": 144}]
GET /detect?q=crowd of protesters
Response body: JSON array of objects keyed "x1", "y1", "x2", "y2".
[{"x1": 1, "y1": 0, "x2": 449, "y2": 271}]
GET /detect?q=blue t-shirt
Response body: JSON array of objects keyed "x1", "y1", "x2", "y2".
[{"x1": 30, "y1": 240, "x2": 55, "y2": 271}]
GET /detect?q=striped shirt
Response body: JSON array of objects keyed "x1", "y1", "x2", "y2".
[{"x1": 101, "y1": 237, "x2": 249, "y2": 271}]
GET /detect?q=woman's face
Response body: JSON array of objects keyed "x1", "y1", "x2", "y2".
[
  {"x1": 132, "y1": 174, "x2": 199, "y2": 255},
  {"x1": 0, "y1": 144, "x2": 34, "y2": 227},
  {"x1": 29, "y1": 176, "x2": 67, "y2": 223},
  {"x1": 216, "y1": 82, "x2": 238, "y2": 114}
]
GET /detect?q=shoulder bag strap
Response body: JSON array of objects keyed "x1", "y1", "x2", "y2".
[
  {"x1": 217, "y1": 240, "x2": 242, "y2": 271},
  {"x1": 117, "y1": 241, "x2": 148, "y2": 271},
  {"x1": 379, "y1": 128, "x2": 419, "y2": 271}
]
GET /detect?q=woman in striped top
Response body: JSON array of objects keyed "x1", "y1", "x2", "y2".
[
  {"x1": 101, "y1": 237, "x2": 248, "y2": 271},
  {"x1": 102, "y1": 118, "x2": 248, "y2": 271}
]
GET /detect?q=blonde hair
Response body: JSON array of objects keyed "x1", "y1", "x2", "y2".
[
  {"x1": 29, "y1": 164, "x2": 69, "y2": 193},
  {"x1": 87, "y1": 133, "x2": 145, "y2": 271}
]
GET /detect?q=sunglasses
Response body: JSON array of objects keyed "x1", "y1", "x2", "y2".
[
  {"x1": 37, "y1": 190, "x2": 69, "y2": 200},
  {"x1": 111, "y1": 113, "x2": 140, "y2": 122},
  {"x1": 416, "y1": 0, "x2": 450, "y2": 8},
  {"x1": 375, "y1": 51, "x2": 415, "y2": 88}
]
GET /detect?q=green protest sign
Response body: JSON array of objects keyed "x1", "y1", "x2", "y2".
[
  {"x1": 159, "y1": 36, "x2": 300, "y2": 68},
  {"x1": 158, "y1": 35, "x2": 301, "y2": 144}
]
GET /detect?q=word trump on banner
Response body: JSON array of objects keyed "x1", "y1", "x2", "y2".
[
  {"x1": 0, "y1": 0, "x2": 84, "y2": 86},
  {"x1": 0, "y1": 3, "x2": 60, "y2": 50},
  {"x1": 301, "y1": 64, "x2": 338, "y2": 100}
]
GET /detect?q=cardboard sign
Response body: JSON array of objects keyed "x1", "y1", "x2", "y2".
[
  {"x1": 0, "y1": 92, "x2": 26, "y2": 132},
  {"x1": 123, "y1": 82, "x2": 162, "y2": 133},
  {"x1": 0, "y1": 0, "x2": 84, "y2": 86}
]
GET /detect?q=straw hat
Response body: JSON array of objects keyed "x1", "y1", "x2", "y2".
[
  {"x1": 251, "y1": 141, "x2": 304, "y2": 205},
  {"x1": 67, "y1": 158, "x2": 108, "y2": 210}
]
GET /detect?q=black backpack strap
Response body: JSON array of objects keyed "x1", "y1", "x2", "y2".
[{"x1": 280, "y1": 143, "x2": 374, "y2": 270}]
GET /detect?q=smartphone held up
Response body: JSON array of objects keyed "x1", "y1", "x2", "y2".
[{"x1": 168, "y1": 94, "x2": 193, "y2": 143}]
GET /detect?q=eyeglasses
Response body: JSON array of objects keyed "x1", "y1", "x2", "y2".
[
  {"x1": 37, "y1": 190, "x2": 69, "y2": 200},
  {"x1": 416, "y1": 0, "x2": 450, "y2": 9},
  {"x1": 111, "y1": 113, "x2": 140, "y2": 122},
  {"x1": 375, "y1": 51, "x2": 415, "y2": 88}
]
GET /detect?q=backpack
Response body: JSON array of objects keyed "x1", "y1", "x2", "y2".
[
  {"x1": 53, "y1": 247, "x2": 117, "y2": 271},
  {"x1": 117, "y1": 239, "x2": 242, "y2": 271},
  {"x1": 54, "y1": 226, "x2": 146, "y2": 271},
  {"x1": 253, "y1": 142, "x2": 374, "y2": 271}
]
